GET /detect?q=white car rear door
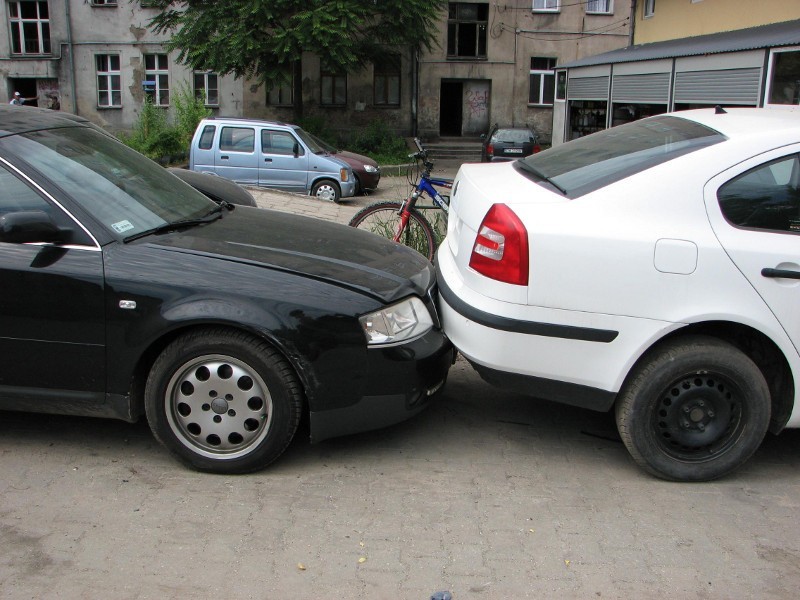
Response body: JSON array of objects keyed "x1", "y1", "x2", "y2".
[{"x1": 704, "y1": 146, "x2": 800, "y2": 355}]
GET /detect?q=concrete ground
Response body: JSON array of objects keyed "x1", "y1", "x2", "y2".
[{"x1": 2, "y1": 163, "x2": 800, "y2": 599}]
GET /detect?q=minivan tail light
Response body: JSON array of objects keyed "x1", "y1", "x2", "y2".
[{"x1": 469, "y1": 204, "x2": 529, "y2": 286}]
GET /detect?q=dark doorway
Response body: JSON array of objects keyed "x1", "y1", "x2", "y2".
[
  {"x1": 9, "y1": 79, "x2": 39, "y2": 107},
  {"x1": 440, "y1": 81, "x2": 463, "y2": 136}
]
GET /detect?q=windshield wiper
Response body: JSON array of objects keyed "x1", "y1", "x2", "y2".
[
  {"x1": 516, "y1": 161, "x2": 567, "y2": 196},
  {"x1": 123, "y1": 205, "x2": 225, "y2": 243}
]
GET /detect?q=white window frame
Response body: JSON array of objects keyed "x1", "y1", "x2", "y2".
[
  {"x1": 91, "y1": 0, "x2": 118, "y2": 5},
  {"x1": 9, "y1": 1, "x2": 51, "y2": 55},
  {"x1": 529, "y1": 57, "x2": 557, "y2": 106},
  {"x1": 643, "y1": 0, "x2": 655, "y2": 18},
  {"x1": 193, "y1": 71, "x2": 219, "y2": 107},
  {"x1": 96, "y1": 54, "x2": 121, "y2": 108},
  {"x1": 586, "y1": 0, "x2": 613, "y2": 15},
  {"x1": 532, "y1": 0, "x2": 560, "y2": 13},
  {"x1": 144, "y1": 53, "x2": 170, "y2": 106},
  {"x1": 765, "y1": 47, "x2": 800, "y2": 107}
]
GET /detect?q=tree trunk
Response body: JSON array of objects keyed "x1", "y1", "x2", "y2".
[{"x1": 292, "y1": 59, "x2": 303, "y2": 122}]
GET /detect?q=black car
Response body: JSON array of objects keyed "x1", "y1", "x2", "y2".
[
  {"x1": 0, "y1": 106, "x2": 453, "y2": 473},
  {"x1": 480, "y1": 125, "x2": 541, "y2": 162}
]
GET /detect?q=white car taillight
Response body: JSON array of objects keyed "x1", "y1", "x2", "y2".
[{"x1": 468, "y1": 203, "x2": 529, "y2": 286}]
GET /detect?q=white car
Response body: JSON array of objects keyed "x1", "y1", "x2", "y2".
[{"x1": 437, "y1": 107, "x2": 800, "y2": 481}]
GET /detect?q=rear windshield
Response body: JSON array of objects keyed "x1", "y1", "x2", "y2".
[
  {"x1": 514, "y1": 115, "x2": 725, "y2": 198},
  {"x1": 492, "y1": 129, "x2": 535, "y2": 143}
]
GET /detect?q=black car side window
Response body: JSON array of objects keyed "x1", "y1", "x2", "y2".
[
  {"x1": 718, "y1": 154, "x2": 800, "y2": 233},
  {"x1": 0, "y1": 163, "x2": 53, "y2": 215}
]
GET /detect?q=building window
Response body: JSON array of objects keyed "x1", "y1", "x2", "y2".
[
  {"x1": 96, "y1": 54, "x2": 121, "y2": 108},
  {"x1": 9, "y1": 1, "x2": 51, "y2": 55},
  {"x1": 643, "y1": 0, "x2": 655, "y2": 18},
  {"x1": 321, "y1": 68, "x2": 346, "y2": 106},
  {"x1": 266, "y1": 72, "x2": 293, "y2": 106},
  {"x1": 532, "y1": 0, "x2": 560, "y2": 13},
  {"x1": 529, "y1": 57, "x2": 556, "y2": 106},
  {"x1": 586, "y1": 0, "x2": 612, "y2": 15},
  {"x1": 447, "y1": 3, "x2": 488, "y2": 59},
  {"x1": 144, "y1": 54, "x2": 170, "y2": 106},
  {"x1": 767, "y1": 48, "x2": 800, "y2": 106},
  {"x1": 91, "y1": 0, "x2": 117, "y2": 5},
  {"x1": 193, "y1": 71, "x2": 219, "y2": 106},
  {"x1": 374, "y1": 56, "x2": 401, "y2": 106}
]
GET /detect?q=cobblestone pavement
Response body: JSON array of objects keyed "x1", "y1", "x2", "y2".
[{"x1": 2, "y1": 164, "x2": 800, "y2": 599}]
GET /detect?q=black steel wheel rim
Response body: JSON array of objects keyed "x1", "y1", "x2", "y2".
[{"x1": 651, "y1": 371, "x2": 745, "y2": 462}]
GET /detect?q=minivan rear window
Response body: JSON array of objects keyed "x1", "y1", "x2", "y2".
[
  {"x1": 514, "y1": 115, "x2": 725, "y2": 198},
  {"x1": 198, "y1": 125, "x2": 216, "y2": 150}
]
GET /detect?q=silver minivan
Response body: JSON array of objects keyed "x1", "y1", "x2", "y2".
[{"x1": 189, "y1": 117, "x2": 356, "y2": 203}]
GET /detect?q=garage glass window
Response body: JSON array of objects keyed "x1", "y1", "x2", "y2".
[
  {"x1": 767, "y1": 48, "x2": 800, "y2": 106},
  {"x1": 718, "y1": 154, "x2": 800, "y2": 233},
  {"x1": 515, "y1": 115, "x2": 724, "y2": 198}
]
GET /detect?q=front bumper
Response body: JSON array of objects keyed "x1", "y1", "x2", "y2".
[
  {"x1": 309, "y1": 329, "x2": 454, "y2": 442},
  {"x1": 358, "y1": 169, "x2": 381, "y2": 191}
]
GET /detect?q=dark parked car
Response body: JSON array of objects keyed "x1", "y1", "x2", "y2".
[
  {"x1": 0, "y1": 106, "x2": 453, "y2": 473},
  {"x1": 309, "y1": 133, "x2": 381, "y2": 194},
  {"x1": 481, "y1": 125, "x2": 541, "y2": 162},
  {"x1": 167, "y1": 167, "x2": 257, "y2": 207}
]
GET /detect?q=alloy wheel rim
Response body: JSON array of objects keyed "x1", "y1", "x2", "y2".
[{"x1": 165, "y1": 354, "x2": 272, "y2": 459}]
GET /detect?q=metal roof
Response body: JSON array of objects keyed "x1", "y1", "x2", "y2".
[{"x1": 560, "y1": 18, "x2": 800, "y2": 69}]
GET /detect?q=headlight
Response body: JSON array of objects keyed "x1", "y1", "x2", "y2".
[
  {"x1": 359, "y1": 297, "x2": 434, "y2": 346},
  {"x1": 363, "y1": 164, "x2": 379, "y2": 173}
]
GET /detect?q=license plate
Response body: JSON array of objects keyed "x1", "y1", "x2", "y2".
[{"x1": 505, "y1": 148, "x2": 523, "y2": 154}]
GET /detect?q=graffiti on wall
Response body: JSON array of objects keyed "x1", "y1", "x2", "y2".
[{"x1": 466, "y1": 89, "x2": 488, "y2": 117}]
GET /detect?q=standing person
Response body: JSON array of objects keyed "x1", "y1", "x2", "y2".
[{"x1": 9, "y1": 91, "x2": 37, "y2": 105}]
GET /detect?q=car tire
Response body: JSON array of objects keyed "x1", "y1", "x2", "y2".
[
  {"x1": 311, "y1": 180, "x2": 342, "y2": 203},
  {"x1": 144, "y1": 328, "x2": 302, "y2": 474},
  {"x1": 353, "y1": 175, "x2": 362, "y2": 196},
  {"x1": 615, "y1": 335, "x2": 770, "y2": 482}
]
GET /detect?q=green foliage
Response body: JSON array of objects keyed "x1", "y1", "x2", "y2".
[
  {"x1": 347, "y1": 121, "x2": 408, "y2": 163},
  {"x1": 120, "y1": 86, "x2": 210, "y2": 163},
  {"x1": 172, "y1": 82, "x2": 212, "y2": 147},
  {"x1": 147, "y1": 0, "x2": 448, "y2": 119}
]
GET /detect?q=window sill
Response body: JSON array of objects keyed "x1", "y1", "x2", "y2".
[
  {"x1": 586, "y1": 12, "x2": 613, "y2": 16},
  {"x1": 97, "y1": 105, "x2": 123, "y2": 110},
  {"x1": 528, "y1": 103, "x2": 554, "y2": 108},
  {"x1": 446, "y1": 56, "x2": 488, "y2": 61},
  {"x1": 532, "y1": 10, "x2": 560, "y2": 14}
]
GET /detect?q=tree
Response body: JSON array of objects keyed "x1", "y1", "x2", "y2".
[{"x1": 147, "y1": 0, "x2": 448, "y2": 120}]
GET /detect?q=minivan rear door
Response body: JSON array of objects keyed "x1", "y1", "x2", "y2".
[
  {"x1": 259, "y1": 128, "x2": 309, "y2": 192},
  {"x1": 215, "y1": 125, "x2": 259, "y2": 185}
]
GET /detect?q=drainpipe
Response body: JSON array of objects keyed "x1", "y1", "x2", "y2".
[{"x1": 65, "y1": 0, "x2": 77, "y2": 114}]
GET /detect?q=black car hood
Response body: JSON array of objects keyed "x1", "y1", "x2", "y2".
[{"x1": 142, "y1": 207, "x2": 434, "y2": 303}]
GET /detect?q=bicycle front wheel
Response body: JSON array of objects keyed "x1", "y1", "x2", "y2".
[{"x1": 348, "y1": 201, "x2": 436, "y2": 261}]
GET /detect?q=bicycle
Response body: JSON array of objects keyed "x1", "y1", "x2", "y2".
[{"x1": 348, "y1": 138, "x2": 453, "y2": 261}]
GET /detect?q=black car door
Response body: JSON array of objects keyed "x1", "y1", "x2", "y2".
[{"x1": 0, "y1": 161, "x2": 106, "y2": 408}]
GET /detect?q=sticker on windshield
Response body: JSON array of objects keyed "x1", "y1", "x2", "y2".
[{"x1": 111, "y1": 220, "x2": 135, "y2": 234}]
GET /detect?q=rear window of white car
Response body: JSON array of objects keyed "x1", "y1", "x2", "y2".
[{"x1": 515, "y1": 115, "x2": 725, "y2": 198}]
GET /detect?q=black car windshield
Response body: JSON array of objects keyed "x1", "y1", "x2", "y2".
[
  {"x1": 514, "y1": 115, "x2": 725, "y2": 198},
  {"x1": 5, "y1": 126, "x2": 216, "y2": 240}
]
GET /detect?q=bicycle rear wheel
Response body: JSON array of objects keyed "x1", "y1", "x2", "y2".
[{"x1": 348, "y1": 201, "x2": 436, "y2": 261}]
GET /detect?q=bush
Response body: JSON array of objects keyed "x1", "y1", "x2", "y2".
[{"x1": 120, "y1": 85, "x2": 210, "y2": 164}]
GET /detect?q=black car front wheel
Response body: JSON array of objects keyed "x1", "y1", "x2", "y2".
[
  {"x1": 145, "y1": 328, "x2": 302, "y2": 473},
  {"x1": 615, "y1": 335, "x2": 770, "y2": 482}
]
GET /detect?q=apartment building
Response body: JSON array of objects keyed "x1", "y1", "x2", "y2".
[{"x1": 3, "y1": 1, "x2": 632, "y2": 143}]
